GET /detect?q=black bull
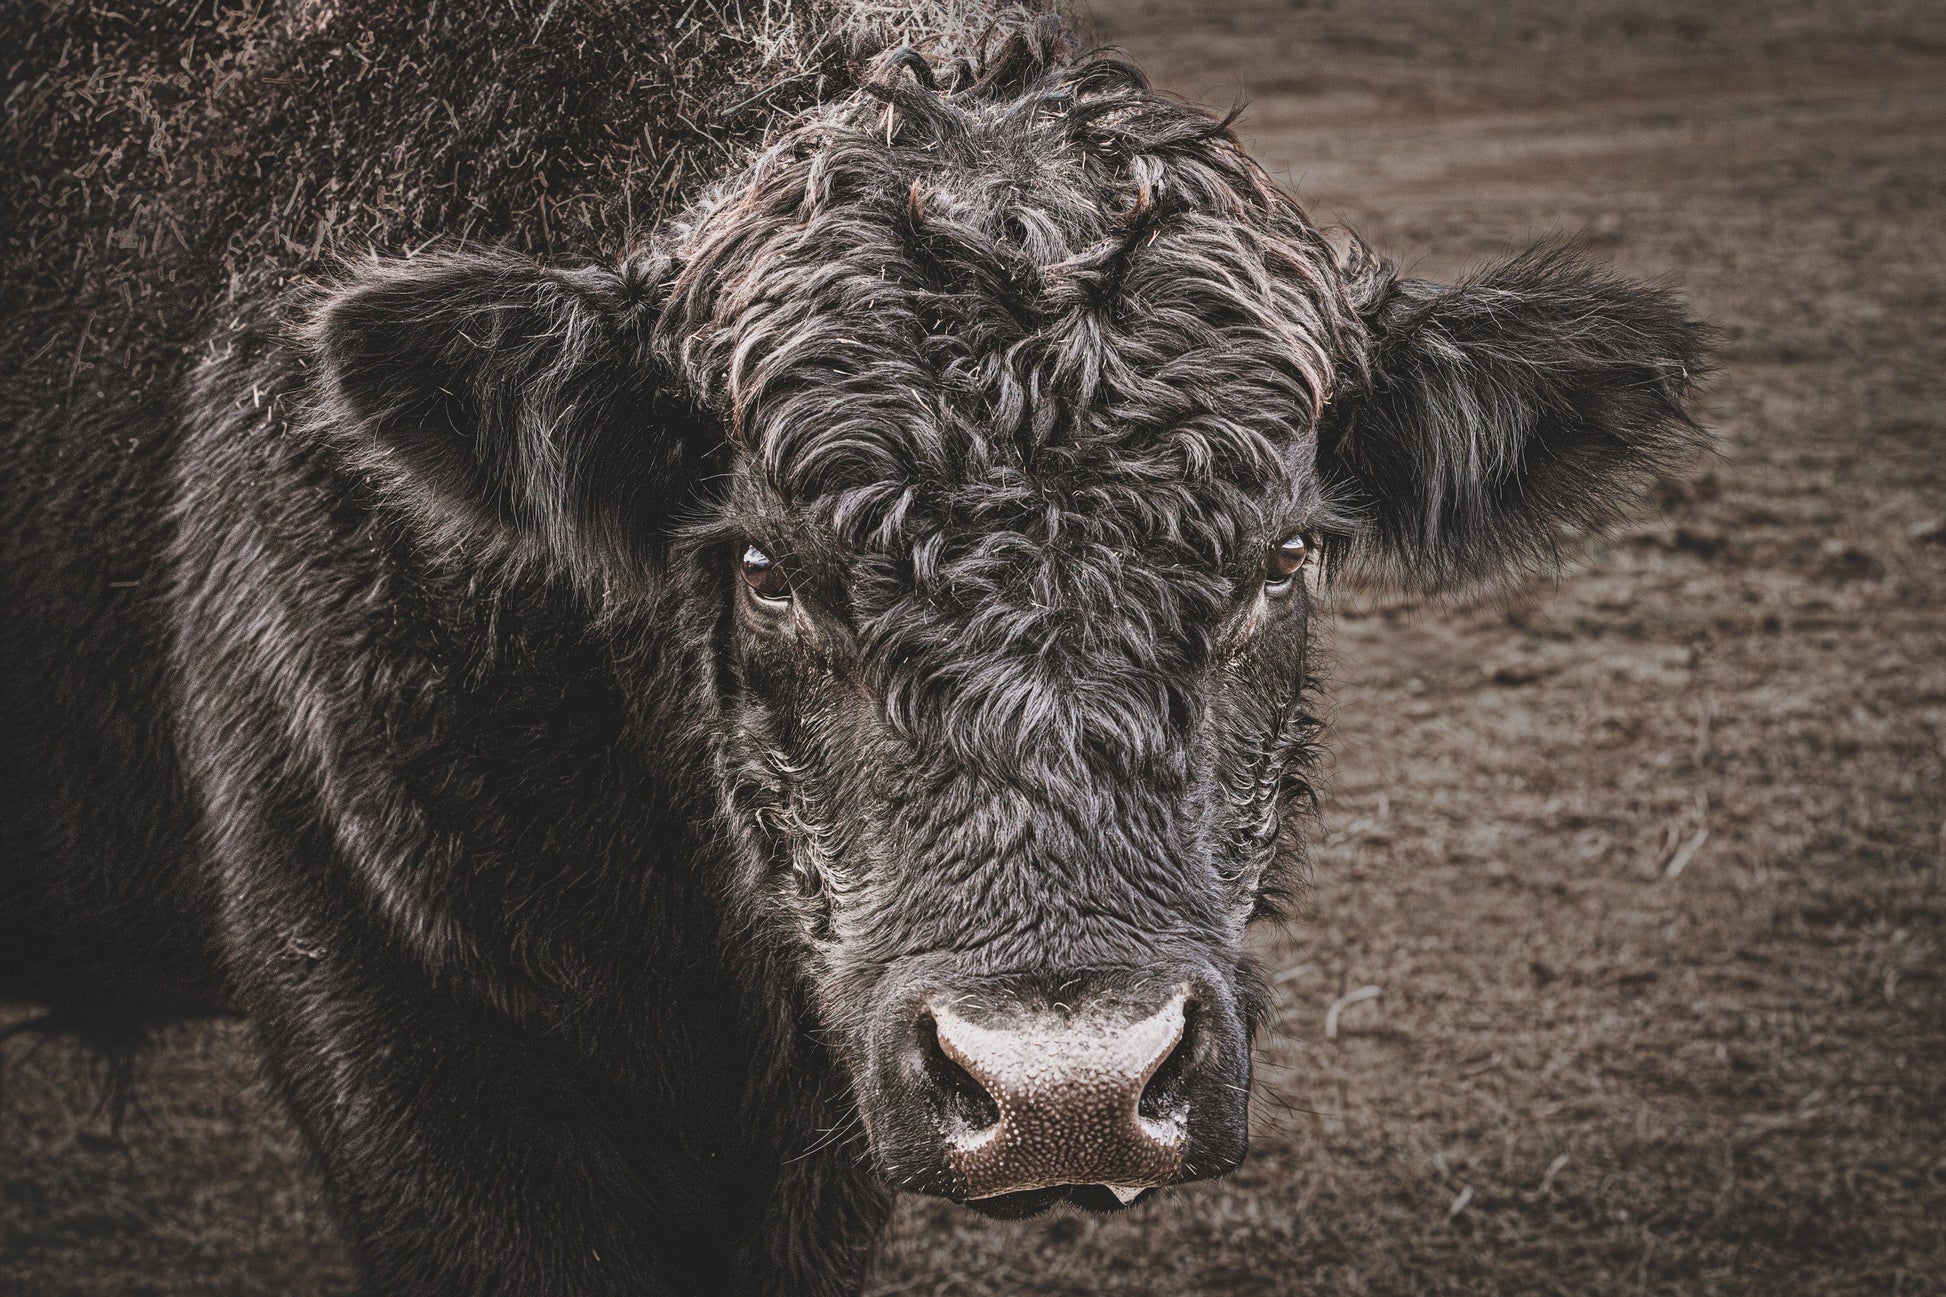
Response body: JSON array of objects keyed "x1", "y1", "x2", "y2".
[{"x1": 0, "y1": 4, "x2": 1706, "y2": 1293}]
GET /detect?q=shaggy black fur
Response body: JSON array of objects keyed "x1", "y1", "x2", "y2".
[{"x1": 0, "y1": 2, "x2": 1708, "y2": 1293}]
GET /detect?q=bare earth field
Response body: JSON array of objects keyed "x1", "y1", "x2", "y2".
[{"x1": 4, "y1": 1, "x2": 1943, "y2": 1293}]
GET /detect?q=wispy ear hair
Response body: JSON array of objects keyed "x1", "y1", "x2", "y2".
[{"x1": 1319, "y1": 241, "x2": 1712, "y2": 594}]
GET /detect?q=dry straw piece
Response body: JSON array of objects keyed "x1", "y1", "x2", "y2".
[{"x1": 1323, "y1": 984, "x2": 1381, "y2": 1040}]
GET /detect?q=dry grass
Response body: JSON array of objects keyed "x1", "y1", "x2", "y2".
[{"x1": 5, "y1": 0, "x2": 1945, "y2": 1293}]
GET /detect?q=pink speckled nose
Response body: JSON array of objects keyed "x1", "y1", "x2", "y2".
[{"x1": 928, "y1": 989, "x2": 1190, "y2": 1201}]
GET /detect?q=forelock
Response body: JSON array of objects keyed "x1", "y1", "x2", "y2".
[{"x1": 664, "y1": 29, "x2": 1357, "y2": 764}]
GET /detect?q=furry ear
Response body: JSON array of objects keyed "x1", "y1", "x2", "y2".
[
  {"x1": 1317, "y1": 244, "x2": 1709, "y2": 594},
  {"x1": 307, "y1": 248, "x2": 702, "y2": 584}
]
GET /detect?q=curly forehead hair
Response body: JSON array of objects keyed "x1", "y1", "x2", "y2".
[{"x1": 663, "y1": 24, "x2": 1367, "y2": 568}]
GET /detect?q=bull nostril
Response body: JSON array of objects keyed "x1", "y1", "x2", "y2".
[
  {"x1": 918, "y1": 1013, "x2": 1001, "y2": 1133},
  {"x1": 1138, "y1": 999, "x2": 1199, "y2": 1124}
]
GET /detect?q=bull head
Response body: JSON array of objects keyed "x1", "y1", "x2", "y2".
[{"x1": 305, "y1": 37, "x2": 1703, "y2": 1217}]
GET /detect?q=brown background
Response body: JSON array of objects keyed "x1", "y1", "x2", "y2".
[{"x1": 4, "y1": 0, "x2": 1943, "y2": 1292}]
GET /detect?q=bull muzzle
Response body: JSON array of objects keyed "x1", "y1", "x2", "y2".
[{"x1": 928, "y1": 989, "x2": 1191, "y2": 1202}]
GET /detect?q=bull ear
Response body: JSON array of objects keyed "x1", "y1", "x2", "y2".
[
  {"x1": 307, "y1": 248, "x2": 704, "y2": 584},
  {"x1": 1317, "y1": 244, "x2": 1709, "y2": 594}
]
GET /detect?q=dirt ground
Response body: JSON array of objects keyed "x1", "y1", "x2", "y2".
[{"x1": 4, "y1": 0, "x2": 1943, "y2": 1293}]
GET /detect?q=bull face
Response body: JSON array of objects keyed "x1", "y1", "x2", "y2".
[
  {"x1": 708, "y1": 394, "x2": 1320, "y2": 1211},
  {"x1": 308, "y1": 39, "x2": 1704, "y2": 1216},
  {"x1": 712, "y1": 512, "x2": 1312, "y2": 1212}
]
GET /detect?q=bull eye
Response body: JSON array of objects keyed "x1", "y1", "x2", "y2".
[
  {"x1": 1264, "y1": 534, "x2": 1313, "y2": 596},
  {"x1": 739, "y1": 545, "x2": 791, "y2": 603}
]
